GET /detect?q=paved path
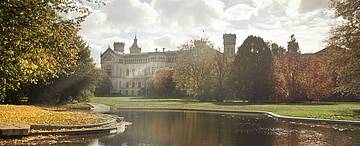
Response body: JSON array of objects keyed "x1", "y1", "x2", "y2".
[{"x1": 88, "y1": 103, "x2": 111, "y2": 113}]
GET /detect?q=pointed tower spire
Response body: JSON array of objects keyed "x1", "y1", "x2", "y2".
[{"x1": 130, "y1": 34, "x2": 141, "y2": 53}]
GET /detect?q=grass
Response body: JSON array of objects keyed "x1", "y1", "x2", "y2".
[
  {"x1": 90, "y1": 97, "x2": 360, "y2": 121},
  {"x1": 0, "y1": 105, "x2": 104, "y2": 125}
]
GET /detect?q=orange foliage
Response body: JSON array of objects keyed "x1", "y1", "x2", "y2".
[{"x1": 272, "y1": 54, "x2": 334, "y2": 101}]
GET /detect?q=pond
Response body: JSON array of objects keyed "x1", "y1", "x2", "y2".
[{"x1": 53, "y1": 110, "x2": 360, "y2": 146}]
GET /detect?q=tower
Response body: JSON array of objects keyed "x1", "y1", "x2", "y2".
[
  {"x1": 223, "y1": 34, "x2": 236, "y2": 60},
  {"x1": 129, "y1": 35, "x2": 141, "y2": 53},
  {"x1": 114, "y1": 42, "x2": 125, "y2": 53}
]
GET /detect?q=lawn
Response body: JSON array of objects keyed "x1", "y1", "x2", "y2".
[
  {"x1": 0, "y1": 105, "x2": 104, "y2": 125},
  {"x1": 91, "y1": 97, "x2": 360, "y2": 121}
]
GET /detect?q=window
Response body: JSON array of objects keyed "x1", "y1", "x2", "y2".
[
  {"x1": 138, "y1": 82, "x2": 141, "y2": 88},
  {"x1": 132, "y1": 69, "x2": 135, "y2": 76},
  {"x1": 131, "y1": 90, "x2": 134, "y2": 95},
  {"x1": 125, "y1": 90, "x2": 128, "y2": 95},
  {"x1": 126, "y1": 69, "x2": 129, "y2": 76},
  {"x1": 119, "y1": 81, "x2": 122, "y2": 88},
  {"x1": 132, "y1": 82, "x2": 135, "y2": 88},
  {"x1": 126, "y1": 82, "x2": 129, "y2": 88},
  {"x1": 119, "y1": 69, "x2": 122, "y2": 77}
]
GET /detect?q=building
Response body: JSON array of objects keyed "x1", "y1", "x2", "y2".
[{"x1": 100, "y1": 34, "x2": 236, "y2": 96}]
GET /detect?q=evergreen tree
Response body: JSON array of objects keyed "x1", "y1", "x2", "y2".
[{"x1": 231, "y1": 36, "x2": 273, "y2": 101}]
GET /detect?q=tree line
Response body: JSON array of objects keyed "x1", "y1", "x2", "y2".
[{"x1": 149, "y1": 0, "x2": 360, "y2": 102}]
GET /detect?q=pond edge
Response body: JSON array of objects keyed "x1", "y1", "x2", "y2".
[{"x1": 110, "y1": 107, "x2": 360, "y2": 127}]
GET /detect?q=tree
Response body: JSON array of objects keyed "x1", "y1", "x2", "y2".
[
  {"x1": 272, "y1": 35, "x2": 334, "y2": 102},
  {"x1": 149, "y1": 68, "x2": 176, "y2": 97},
  {"x1": 27, "y1": 38, "x2": 102, "y2": 104},
  {"x1": 95, "y1": 72, "x2": 113, "y2": 96},
  {"x1": 286, "y1": 34, "x2": 302, "y2": 100},
  {"x1": 174, "y1": 39, "x2": 219, "y2": 99},
  {"x1": 269, "y1": 42, "x2": 286, "y2": 57},
  {"x1": 0, "y1": 0, "x2": 101, "y2": 103},
  {"x1": 328, "y1": 0, "x2": 360, "y2": 97},
  {"x1": 230, "y1": 36, "x2": 273, "y2": 101}
]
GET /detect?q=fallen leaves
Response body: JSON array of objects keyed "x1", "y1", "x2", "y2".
[{"x1": 0, "y1": 105, "x2": 104, "y2": 125}]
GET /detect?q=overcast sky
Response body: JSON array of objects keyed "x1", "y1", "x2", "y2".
[{"x1": 79, "y1": 0, "x2": 338, "y2": 65}]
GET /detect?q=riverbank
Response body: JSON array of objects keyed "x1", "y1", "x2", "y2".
[{"x1": 91, "y1": 97, "x2": 360, "y2": 121}]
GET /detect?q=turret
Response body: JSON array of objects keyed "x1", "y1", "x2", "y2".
[
  {"x1": 129, "y1": 35, "x2": 141, "y2": 53},
  {"x1": 223, "y1": 34, "x2": 236, "y2": 60},
  {"x1": 114, "y1": 42, "x2": 125, "y2": 53}
]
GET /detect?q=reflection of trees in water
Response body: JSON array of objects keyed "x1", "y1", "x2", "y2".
[{"x1": 96, "y1": 111, "x2": 358, "y2": 146}]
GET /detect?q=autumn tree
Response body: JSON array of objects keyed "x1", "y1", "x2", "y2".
[
  {"x1": 230, "y1": 36, "x2": 273, "y2": 101},
  {"x1": 272, "y1": 35, "x2": 334, "y2": 102},
  {"x1": 148, "y1": 68, "x2": 176, "y2": 97},
  {"x1": 27, "y1": 38, "x2": 102, "y2": 104},
  {"x1": 174, "y1": 39, "x2": 220, "y2": 100},
  {"x1": 0, "y1": 0, "x2": 102, "y2": 103},
  {"x1": 328, "y1": 0, "x2": 360, "y2": 97}
]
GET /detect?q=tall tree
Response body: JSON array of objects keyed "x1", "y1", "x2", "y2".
[
  {"x1": 0, "y1": 0, "x2": 101, "y2": 103},
  {"x1": 231, "y1": 36, "x2": 273, "y2": 100},
  {"x1": 328, "y1": 0, "x2": 360, "y2": 97},
  {"x1": 286, "y1": 34, "x2": 302, "y2": 100},
  {"x1": 174, "y1": 39, "x2": 219, "y2": 99}
]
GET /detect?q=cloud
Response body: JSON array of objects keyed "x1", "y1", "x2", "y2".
[
  {"x1": 79, "y1": 0, "x2": 335, "y2": 64},
  {"x1": 103, "y1": 0, "x2": 158, "y2": 29},
  {"x1": 298, "y1": 0, "x2": 328, "y2": 13},
  {"x1": 224, "y1": 4, "x2": 258, "y2": 21},
  {"x1": 153, "y1": 35, "x2": 177, "y2": 50},
  {"x1": 151, "y1": 0, "x2": 224, "y2": 30}
]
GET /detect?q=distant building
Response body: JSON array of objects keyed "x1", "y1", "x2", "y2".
[{"x1": 100, "y1": 34, "x2": 236, "y2": 96}]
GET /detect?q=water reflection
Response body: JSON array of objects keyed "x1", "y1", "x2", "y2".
[{"x1": 54, "y1": 110, "x2": 360, "y2": 146}]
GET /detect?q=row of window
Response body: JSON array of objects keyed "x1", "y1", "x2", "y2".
[
  {"x1": 106, "y1": 66, "x2": 174, "y2": 77},
  {"x1": 120, "y1": 56, "x2": 176, "y2": 64},
  {"x1": 118, "y1": 90, "x2": 141, "y2": 96},
  {"x1": 118, "y1": 81, "x2": 145, "y2": 88}
]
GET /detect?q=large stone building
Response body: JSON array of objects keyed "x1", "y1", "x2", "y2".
[{"x1": 100, "y1": 34, "x2": 236, "y2": 96}]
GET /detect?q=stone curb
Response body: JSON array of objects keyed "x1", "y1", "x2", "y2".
[
  {"x1": 112, "y1": 107, "x2": 360, "y2": 127},
  {"x1": 30, "y1": 118, "x2": 117, "y2": 130},
  {"x1": 29, "y1": 127, "x2": 118, "y2": 136}
]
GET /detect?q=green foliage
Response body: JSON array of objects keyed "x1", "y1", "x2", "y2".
[
  {"x1": 230, "y1": 36, "x2": 273, "y2": 100},
  {"x1": 328, "y1": 0, "x2": 360, "y2": 97},
  {"x1": 28, "y1": 38, "x2": 102, "y2": 104},
  {"x1": 174, "y1": 39, "x2": 221, "y2": 100},
  {"x1": 95, "y1": 71, "x2": 113, "y2": 96},
  {"x1": 148, "y1": 68, "x2": 177, "y2": 97},
  {"x1": 0, "y1": 0, "x2": 102, "y2": 103}
]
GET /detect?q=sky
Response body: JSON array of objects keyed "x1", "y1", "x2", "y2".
[{"x1": 79, "y1": 0, "x2": 338, "y2": 65}]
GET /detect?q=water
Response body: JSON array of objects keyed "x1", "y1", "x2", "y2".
[{"x1": 54, "y1": 110, "x2": 360, "y2": 146}]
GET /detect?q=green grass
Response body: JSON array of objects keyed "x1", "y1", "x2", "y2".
[{"x1": 90, "y1": 96, "x2": 360, "y2": 121}]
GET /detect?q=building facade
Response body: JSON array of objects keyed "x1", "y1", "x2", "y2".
[{"x1": 100, "y1": 34, "x2": 236, "y2": 96}]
